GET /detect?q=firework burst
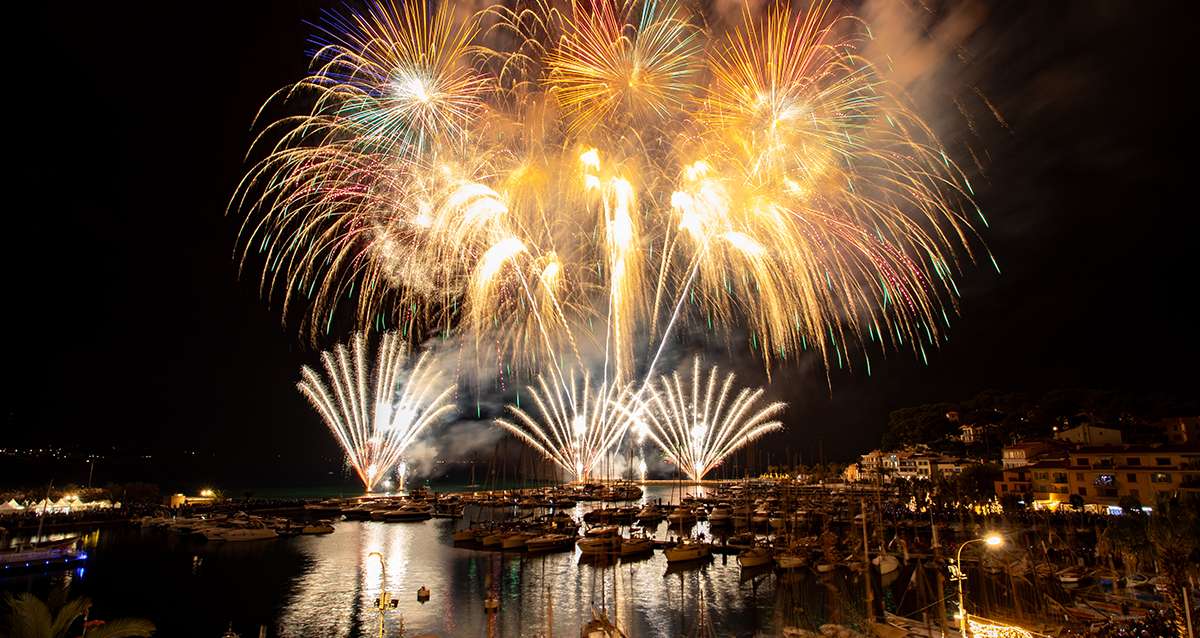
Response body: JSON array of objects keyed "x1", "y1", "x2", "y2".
[
  {"x1": 494, "y1": 369, "x2": 637, "y2": 482},
  {"x1": 637, "y1": 357, "x2": 785, "y2": 481},
  {"x1": 297, "y1": 332, "x2": 455, "y2": 491},
  {"x1": 236, "y1": 0, "x2": 988, "y2": 384}
]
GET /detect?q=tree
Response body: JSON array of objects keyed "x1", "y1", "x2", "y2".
[
  {"x1": 0, "y1": 587, "x2": 154, "y2": 638},
  {"x1": 881, "y1": 403, "x2": 958, "y2": 449},
  {"x1": 1068, "y1": 493, "x2": 1085, "y2": 510},
  {"x1": 1148, "y1": 495, "x2": 1200, "y2": 638},
  {"x1": 954, "y1": 463, "x2": 1002, "y2": 504},
  {"x1": 999, "y1": 493, "x2": 1024, "y2": 513},
  {"x1": 1117, "y1": 494, "x2": 1143, "y2": 513}
]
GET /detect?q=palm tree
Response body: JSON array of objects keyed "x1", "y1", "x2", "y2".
[{"x1": 1, "y1": 587, "x2": 154, "y2": 638}]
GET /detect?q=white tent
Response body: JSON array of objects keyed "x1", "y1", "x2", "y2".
[{"x1": 0, "y1": 499, "x2": 25, "y2": 512}]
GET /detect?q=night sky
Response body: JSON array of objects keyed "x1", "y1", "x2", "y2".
[{"x1": 4, "y1": 2, "x2": 1191, "y2": 485}]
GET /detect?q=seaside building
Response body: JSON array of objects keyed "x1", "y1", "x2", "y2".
[
  {"x1": 995, "y1": 466, "x2": 1032, "y2": 502},
  {"x1": 1029, "y1": 460, "x2": 1072, "y2": 509},
  {"x1": 1001, "y1": 440, "x2": 1063, "y2": 469},
  {"x1": 1065, "y1": 443, "x2": 1200, "y2": 513},
  {"x1": 857, "y1": 446, "x2": 980, "y2": 483},
  {"x1": 1054, "y1": 423, "x2": 1123, "y2": 446},
  {"x1": 1151, "y1": 416, "x2": 1200, "y2": 444},
  {"x1": 895, "y1": 453, "x2": 939, "y2": 480},
  {"x1": 858, "y1": 450, "x2": 900, "y2": 483}
]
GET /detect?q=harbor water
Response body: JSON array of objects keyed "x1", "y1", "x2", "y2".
[{"x1": 2, "y1": 485, "x2": 875, "y2": 637}]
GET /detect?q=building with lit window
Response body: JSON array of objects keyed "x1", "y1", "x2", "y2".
[
  {"x1": 1054, "y1": 423, "x2": 1123, "y2": 446},
  {"x1": 1001, "y1": 440, "x2": 1065, "y2": 469},
  {"x1": 1065, "y1": 444, "x2": 1200, "y2": 512},
  {"x1": 1029, "y1": 459, "x2": 1071, "y2": 510}
]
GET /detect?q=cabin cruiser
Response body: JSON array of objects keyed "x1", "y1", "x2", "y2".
[
  {"x1": 666, "y1": 506, "x2": 697, "y2": 525},
  {"x1": 213, "y1": 520, "x2": 278, "y2": 542},
  {"x1": 526, "y1": 533, "x2": 575, "y2": 552},
  {"x1": 610, "y1": 506, "x2": 638, "y2": 523},
  {"x1": 751, "y1": 503, "x2": 771, "y2": 526},
  {"x1": 635, "y1": 504, "x2": 664, "y2": 523},
  {"x1": 578, "y1": 535, "x2": 620, "y2": 555},
  {"x1": 501, "y1": 531, "x2": 537, "y2": 549},
  {"x1": 726, "y1": 532, "x2": 755, "y2": 550},
  {"x1": 619, "y1": 534, "x2": 654, "y2": 557},
  {"x1": 453, "y1": 525, "x2": 490, "y2": 543},
  {"x1": 300, "y1": 521, "x2": 335, "y2": 535},
  {"x1": 736, "y1": 546, "x2": 773, "y2": 568},
  {"x1": 774, "y1": 550, "x2": 806, "y2": 570},
  {"x1": 708, "y1": 504, "x2": 733, "y2": 525},
  {"x1": 481, "y1": 530, "x2": 507, "y2": 547},
  {"x1": 664, "y1": 538, "x2": 711, "y2": 563},
  {"x1": 578, "y1": 526, "x2": 621, "y2": 554},
  {"x1": 584, "y1": 525, "x2": 620, "y2": 538},
  {"x1": 384, "y1": 503, "x2": 433, "y2": 522}
]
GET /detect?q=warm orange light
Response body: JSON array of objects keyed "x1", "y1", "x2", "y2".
[{"x1": 968, "y1": 617, "x2": 1033, "y2": 638}]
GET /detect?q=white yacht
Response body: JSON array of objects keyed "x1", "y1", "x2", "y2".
[
  {"x1": 619, "y1": 535, "x2": 654, "y2": 557},
  {"x1": 736, "y1": 546, "x2": 773, "y2": 568},
  {"x1": 663, "y1": 539, "x2": 710, "y2": 563},
  {"x1": 215, "y1": 521, "x2": 278, "y2": 542}
]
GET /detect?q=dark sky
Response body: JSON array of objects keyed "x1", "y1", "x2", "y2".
[{"x1": 4, "y1": 2, "x2": 1191, "y2": 483}]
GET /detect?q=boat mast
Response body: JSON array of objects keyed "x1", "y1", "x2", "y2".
[
  {"x1": 860, "y1": 498, "x2": 875, "y2": 622},
  {"x1": 33, "y1": 479, "x2": 54, "y2": 547}
]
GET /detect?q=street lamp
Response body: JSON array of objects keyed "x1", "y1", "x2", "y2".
[
  {"x1": 954, "y1": 533, "x2": 1004, "y2": 637},
  {"x1": 368, "y1": 552, "x2": 398, "y2": 638}
]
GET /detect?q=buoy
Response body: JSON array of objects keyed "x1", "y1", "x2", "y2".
[{"x1": 417, "y1": 586, "x2": 430, "y2": 602}]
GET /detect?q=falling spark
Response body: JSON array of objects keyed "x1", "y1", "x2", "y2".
[
  {"x1": 494, "y1": 369, "x2": 637, "y2": 482},
  {"x1": 636, "y1": 357, "x2": 785, "y2": 481},
  {"x1": 236, "y1": 0, "x2": 988, "y2": 381},
  {"x1": 297, "y1": 332, "x2": 455, "y2": 491}
]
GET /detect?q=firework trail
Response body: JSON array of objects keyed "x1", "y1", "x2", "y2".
[
  {"x1": 494, "y1": 369, "x2": 638, "y2": 482},
  {"x1": 234, "y1": 0, "x2": 987, "y2": 384},
  {"x1": 637, "y1": 357, "x2": 785, "y2": 481},
  {"x1": 297, "y1": 332, "x2": 456, "y2": 491}
]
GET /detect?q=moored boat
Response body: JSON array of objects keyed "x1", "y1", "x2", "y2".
[
  {"x1": 664, "y1": 539, "x2": 711, "y2": 563},
  {"x1": 526, "y1": 533, "x2": 575, "y2": 552},
  {"x1": 619, "y1": 535, "x2": 654, "y2": 557},
  {"x1": 737, "y1": 546, "x2": 773, "y2": 568}
]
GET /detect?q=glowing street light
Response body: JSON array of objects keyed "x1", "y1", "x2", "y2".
[
  {"x1": 954, "y1": 533, "x2": 1004, "y2": 637},
  {"x1": 367, "y1": 549, "x2": 400, "y2": 638}
]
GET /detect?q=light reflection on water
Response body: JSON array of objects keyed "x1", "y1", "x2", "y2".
[
  {"x1": 276, "y1": 486, "x2": 823, "y2": 637},
  {"x1": 2, "y1": 486, "x2": 867, "y2": 637}
]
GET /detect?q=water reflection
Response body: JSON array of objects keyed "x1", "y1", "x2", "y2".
[{"x1": 3, "y1": 486, "x2": 869, "y2": 637}]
